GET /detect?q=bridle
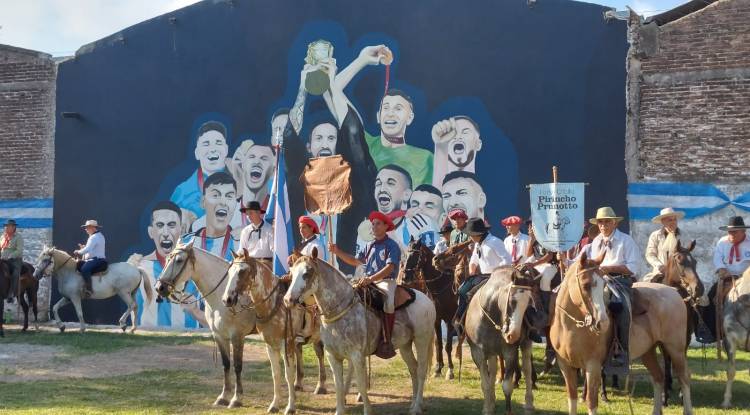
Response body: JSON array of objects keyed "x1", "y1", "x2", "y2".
[
  {"x1": 478, "y1": 278, "x2": 534, "y2": 338},
  {"x1": 404, "y1": 244, "x2": 452, "y2": 295},
  {"x1": 228, "y1": 257, "x2": 281, "y2": 322},
  {"x1": 160, "y1": 246, "x2": 230, "y2": 306},
  {"x1": 556, "y1": 265, "x2": 602, "y2": 334},
  {"x1": 38, "y1": 251, "x2": 74, "y2": 278},
  {"x1": 665, "y1": 250, "x2": 701, "y2": 303}
]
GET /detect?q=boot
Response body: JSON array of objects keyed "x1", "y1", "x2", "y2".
[
  {"x1": 83, "y1": 277, "x2": 93, "y2": 299},
  {"x1": 605, "y1": 308, "x2": 630, "y2": 376},
  {"x1": 453, "y1": 296, "x2": 468, "y2": 337},
  {"x1": 6, "y1": 273, "x2": 18, "y2": 303},
  {"x1": 376, "y1": 313, "x2": 397, "y2": 359}
]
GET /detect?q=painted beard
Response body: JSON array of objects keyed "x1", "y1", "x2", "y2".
[
  {"x1": 315, "y1": 147, "x2": 333, "y2": 157},
  {"x1": 447, "y1": 144, "x2": 476, "y2": 168}
]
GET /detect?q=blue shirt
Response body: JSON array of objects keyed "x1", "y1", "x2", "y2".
[
  {"x1": 171, "y1": 169, "x2": 205, "y2": 217},
  {"x1": 136, "y1": 259, "x2": 202, "y2": 329},
  {"x1": 358, "y1": 237, "x2": 401, "y2": 280}
]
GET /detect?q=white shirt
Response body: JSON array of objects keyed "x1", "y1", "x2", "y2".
[
  {"x1": 239, "y1": 221, "x2": 274, "y2": 258},
  {"x1": 78, "y1": 232, "x2": 106, "y2": 260},
  {"x1": 433, "y1": 239, "x2": 449, "y2": 255},
  {"x1": 469, "y1": 233, "x2": 512, "y2": 274},
  {"x1": 299, "y1": 235, "x2": 324, "y2": 257},
  {"x1": 503, "y1": 233, "x2": 530, "y2": 264},
  {"x1": 581, "y1": 229, "x2": 640, "y2": 276},
  {"x1": 713, "y1": 235, "x2": 750, "y2": 277},
  {"x1": 645, "y1": 228, "x2": 690, "y2": 273}
]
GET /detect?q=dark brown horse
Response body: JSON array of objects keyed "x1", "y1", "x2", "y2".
[
  {"x1": 402, "y1": 238, "x2": 458, "y2": 380},
  {"x1": 0, "y1": 260, "x2": 39, "y2": 336}
]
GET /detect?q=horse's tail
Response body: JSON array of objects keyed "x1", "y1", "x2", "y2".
[{"x1": 127, "y1": 255, "x2": 154, "y2": 304}]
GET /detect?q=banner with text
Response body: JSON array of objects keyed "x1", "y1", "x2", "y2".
[{"x1": 529, "y1": 183, "x2": 585, "y2": 252}]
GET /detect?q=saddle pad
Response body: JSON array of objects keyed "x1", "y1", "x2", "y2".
[{"x1": 357, "y1": 285, "x2": 417, "y2": 312}]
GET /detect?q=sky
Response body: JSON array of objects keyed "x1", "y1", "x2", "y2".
[{"x1": 0, "y1": 0, "x2": 689, "y2": 57}]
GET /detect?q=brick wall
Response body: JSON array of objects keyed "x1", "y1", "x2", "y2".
[
  {"x1": 0, "y1": 44, "x2": 57, "y2": 322},
  {"x1": 625, "y1": 0, "x2": 750, "y2": 284}
]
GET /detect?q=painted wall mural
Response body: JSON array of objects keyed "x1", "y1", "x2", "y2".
[{"x1": 54, "y1": 0, "x2": 628, "y2": 325}]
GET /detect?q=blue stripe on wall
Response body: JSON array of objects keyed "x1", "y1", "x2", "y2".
[
  {"x1": 0, "y1": 218, "x2": 53, "y2": 228},
  {"x1": 0, "y1": 199, "x2": 54, "y2": 208},
  {"x1": 627, "y1": 183, "x2": 728, "y2": 199}
]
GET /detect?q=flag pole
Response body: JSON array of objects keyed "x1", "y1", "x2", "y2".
[{"x1": 552, "y1": 165, "x2": 568, "y2": 277}]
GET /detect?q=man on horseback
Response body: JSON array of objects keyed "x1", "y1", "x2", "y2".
[
  {"x1": 448, "y1": 208, "x2": 469, "y2": 245},
  {"x1": 454, "y1": 217, "x2": 511, "y2": 334},
  {"x1": 238, "y1": 201, "x2": 274, "y2": 261},
  {"x1": 1, "y1": 219, "x2": 23, "y2": 303},
  {"x1": 643, "y1": 207, "x2": 690, "y2": 283},
  {"x1": 501, "y1": 215, "x2": 529, "y2": 265},
  {"x1": 329, "y1": 211, "x2": 401, "y2": 358},
  {"x1": 697, "y1": 216, "x2": 750, "y2": 343},
  {"x1": 580, "y1": 207, "x2": 641, "y2": 374},
  {"x1": 74, "y1": 220, "x2": 107, "y2": 298},
  {"x1": 292, "y1": 215, "x2": 324, "y2": 343},
  {"x1": 433, "y1": 223, "x2": 453, "y2": 255}
]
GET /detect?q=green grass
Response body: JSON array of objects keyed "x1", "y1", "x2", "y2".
[{"x1": 1, "y1": 330, "x2": 750, "y2": 414}]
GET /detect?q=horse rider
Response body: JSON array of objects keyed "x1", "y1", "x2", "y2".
[
  {"x1": 1, "y1": 219, "x2": 24, "y2": 303},
  {"x1": 238, "y1": 201, "x2": 274, "y2": 262},
  {"x1": 73, "y1": 220, "x2": 107, "y2": 298},
  {"x1": 448, "y1": 208, "x2": 469, "y2": 245},
  {"x1": 330, "y1": 211, "x2": 401, "y2": 358},
  {"x1": 433, "y1": 222, "x2": 454, "y2": 255},
  {"x1": 453, "y1": 217, "x2": 511, "y2": 334},
  {"x1": 643, "y1": 207, "x2": 691, "y2": 283},
  {"x1": 579, "y1": 207, "x2": 641, "y2": 375},
  {"x1": 696, "y1": 216, "x2": 750, "y2": 343},
  {"x1": 291, "y1": 215, "x2": 324, "y2": 343},
  {"x1": 502, "y1": 215, "x2": 529, "y2": 266}
]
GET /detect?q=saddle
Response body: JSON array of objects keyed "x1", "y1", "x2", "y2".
[
  {"x1": 75, "y1": 260, "x2": 109, "y2": 276},
  {"x1": 356, "y1": 284, "x2": 417, "y2": 313}
]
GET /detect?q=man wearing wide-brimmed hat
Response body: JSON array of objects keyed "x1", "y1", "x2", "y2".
[
  {"x1": 580, "y1": 207, "x2": 641, "y2": 375},
  {"x1": 697, "y1": 216, "x2": 750, "y2": 343},
  {"x1": 453, "y1": 217, "x2": 512, "y2": 334},
  {"x1": 74, "y1": 220, "x2": 107, "y2": 298},
  {"x1": 238, "y1": 200, "x2": 274, "y2": 261},
  {"x1": 1, "y1": 219, "x2": 24, "y2": 302},
  {"x1": 433, "y1": 222, "x2": 454, "y2": 255},
  {"x1": 643, "y1": 208, "x2": 691, "y2": 283}
]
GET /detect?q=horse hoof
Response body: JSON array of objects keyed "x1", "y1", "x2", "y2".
[
  {"x1": 213, "y1": 398, "x2": 229, "y2": 406},
  {"x1": 268, "y1": 406, "x2": 279, "y2": 413},
  {"x1": 22, "y1": 327, "x2": 28, "y2": 332},
  {"x1": 59, "y1": 326, "x2": 66, "y2": 333},
  {"x1": 721, "y1": 401, "x2": 731, "y2": 409},
  {"x1": 294, "y1": 384, "x2": 304, "y2": 392},
  {"x1": 228, "y1": 400, "x2": 242, "y2": 408},
  {"x1": 0, "y1": 330, "x2": 4, "y2": 338},
  {"x1": 313, "y1": 386, "x2": 327, "y2": 395},
  {"x1": 284, "y1": 408, "x2": 296, "y2": 415},
  {"x1": 446, "y1": 371, "x2": 454, "y2": 380},
  {"x1": 601, "y1": 396, "x2": 610, "y2": 404},
  {"x1": 121, "y1": 326, "x2": 127, "y2": 332},
  {"x1": 356, "y1": 393, "x2": 364, "y2": 403}
]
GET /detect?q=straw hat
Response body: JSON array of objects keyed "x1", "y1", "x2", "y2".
[
  {"x1": 589, "y1": 207, "x2": 623, "y2": 224},
  {"x1": 81, "y1": 219, "x2": 102, "y2": 229},
  {"x1": 651, "y1": 207, "x2": 685, "y2": 224}
]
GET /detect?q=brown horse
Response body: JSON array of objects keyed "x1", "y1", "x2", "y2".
[
  {"x1": 402, "y1": 238, "x2": 458, "y2": 380},
  {"x1": 551, "y1": 253, "x2": 693, "y2": 415},
  {"x1": 0, "y1": 260, "x2": 39, "y2": 336}
]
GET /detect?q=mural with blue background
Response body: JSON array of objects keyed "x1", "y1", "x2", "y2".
[{"x1": 53, "y1": 0, "x2": 628, "y2": 325}]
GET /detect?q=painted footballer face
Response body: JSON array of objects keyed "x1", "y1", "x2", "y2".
[
  {"x1": 308, "y1": 122, "x2": 338, "y2": 157},
  {"x1": 194, "y1": 130, "x2": 228, "y2": 174},
  {"x1": 377, "y1": 95, "x2": 414, "y2": 143},
  {"x1": 447, "y1": 118, "x2": 482, "y2": 168},
  {"x1": 374, "y1": 168, "x2": 412, "y2": 215},
  {"x1": 149, "y1": 209, "x2": 182, "y2": 257},
  {"x1": 442, "y1": 177, "x2": 486, "y2": 219},
  {"x1": 408, "y1": 190, "x2": 443, "y2": 223}
]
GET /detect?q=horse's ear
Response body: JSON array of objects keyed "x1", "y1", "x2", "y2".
[
  {"x1": 676, "y1": 239, "x2": 683, "y2": 252},
  {"x1": 242, "y1": 248, "x2": 249, "y2": 259},
  {"x1": 311, "y1": 246, "x2": 319, "y2": 259},
  {"x1": 592, "y1": 250, "x2": 606, "y2": 266},
  {"x1": 185, "y1": 239, "x2": 194, "y2": 249},
  {"x1": 688, "y1": 240, "x2": 696, "y2": 252},
  {"x1": 230, "y1": 249, "x2": 237, "y2": 259},
  {"x1": 579, "y1": 252, "x2": 587, "y2": 267}
]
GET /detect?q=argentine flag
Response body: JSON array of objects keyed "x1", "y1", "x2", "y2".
[{"x1": 265, "y1": 149, "x2": 294, "y2": 276}]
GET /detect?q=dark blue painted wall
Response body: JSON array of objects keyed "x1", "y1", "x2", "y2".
[{"x1": 54, "y1": 0, "x2": 628, "y2": 323}]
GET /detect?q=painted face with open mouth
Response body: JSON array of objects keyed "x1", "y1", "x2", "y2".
[
  {"x1": 149, "y1": 209, "x2": 182, "y2": 257},
  {"x1": 442, "y1": 177, "x2": 485, "y2": 219},
  {"x1": 309, "y1": 123, "x2": 338, "y2": 158},
  {"x1": 374, "y1": 168, "x2": 412, "y2": 215},
  {"x1": 244, "y1": 145, "x2": 274, "y2": 191},
  {"x1": 204, "y1": 183, "x2": 238, "y2": 231},
  {"x1": 378, "y1": 95, "x2": 414, "y2": 143},
  {"x1": 447, "y1": 118, "x2": 481, "y2": 168},
  {"x1": 195, "y1": 130, "x2": 228, "y2": 173}
]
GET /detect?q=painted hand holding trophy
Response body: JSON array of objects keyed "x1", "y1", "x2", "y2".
[{"x1": 304, "y1": 41, "x2": 393, "y2": 95}]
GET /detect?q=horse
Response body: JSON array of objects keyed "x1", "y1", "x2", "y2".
[
  {"x1": 721, "y1": 266, "x2": 750, "y2": 408},
  {"x1": 284, "y1": 250, "x2": 436, "y2": 415},
  {"x1": 465, "y1": 267, "x2": 536, "y2": 415},
  {"x1": 222, "y1": 250, "x2": 328, "y2": 415},
  {"x1": 550, "y1": 252, "x2": 693, "y2": 415},
  {"x1": 402, "y1": 238, "x2": 458, "y2": 380},
  {"x1": 433, "y1": 240, "x2": 473, "y2": 292},
  {"x1": 0, "y1": 260, "x2": 39, "y2": 335},
  {"x1": 154, "y1": 240, "x2": 256, "y2": 409},
  {"x1": 33, "y1": 246, "x2": 152, "y2": 333}
]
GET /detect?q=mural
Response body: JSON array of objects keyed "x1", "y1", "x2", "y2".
[{"x1": 54, "y1": 0, "x2": 628, "y2": 325}]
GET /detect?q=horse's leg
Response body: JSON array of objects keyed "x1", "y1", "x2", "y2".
[
  {"x1": 558, "y1": 359, "x2": 578, "y2": 415},
  {"x1": 502, "y1": 346, "x2": 520, "y2": 415},
  {"x1": 351, "y1": 352, "x2": 371, "y2": 415},
  {"x1": 497, "y1": 354, "x2": 506, "y2": 385},
  {"x1": 282, "y1": 343, "x2": 298, "y2": 415},
  {"x1": 328, "y1": 355, "x2": 346, "y2": 415},
  {"x1": 641, "y1": 346, "x2": 664, "y2": 415},
  {"x1": 213, "y1": 337, "x2": 232, "y2": 406},
  {"x1": 228, "y1": 336, "x2": 244, "y2": 408},
  {"x1": 521, "y1": 340, "x2": 535, "y2": 413},
  {"x1": 599, "y1": 373, "x2": 608, "y2": 403},
  {"x1": 663, "y1": 341, "x2": 692, "y2": 415},
  {"x1": 30, "y1": 285, "x2": 39, "y2": 330},
  {"x1": 266, "y1": 345, "x2": 283, "y2": 413},
  {"x1": 445, "y1": 321, "x2": 455, "y2": 380},
  {"x1": 433, "y1": 319, "x2": 444, "y2": 378},
  {"x1": 313, "y1": 340, "x2": 327, "y2": 394},
  {"x1": 71, "y1": 296, "x2": 86, "y2": 333},
  {"x1": 130, "y1": 290, "x2": 139, "y2": 333},
  {"x1": 584, "y1": 362, "x2": 602, "y2": 415},
  {"x1": 0, "y1": 303, "x2": 4, "y2": 337},
  {"x1": 722, "y1": 339, "x2": 736, "y2": 409},
  {"x1": 470, "y1": 346, "x2": 495, "y2": 415},
  {"x1": 20, "y1": 287, "x2": 29, "y2": 331},
  {"x1": 660, "y1": 343, "x2": 672, "y2": 406},
  {"x1": 51, "y1": 297, "x2": 70, "y2": 332},
  {"x1": 294, "y1": 343, "x2": 304, "y2": 392},
  {"x1": 116, "y1": 290, "x2": 135, "y2": 333},
  {"x1": 400, "y1": 343, "x2": 421, "y2": 415}
]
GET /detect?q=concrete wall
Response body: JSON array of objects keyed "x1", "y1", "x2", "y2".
[
  {"x1": 0, "y1": 44, "x2": 56, "y2": 321},
  {"x1": 626, "y1": 0, "x2": 750, "y2": 284}
]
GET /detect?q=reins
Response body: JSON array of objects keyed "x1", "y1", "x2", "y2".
[{"x1": 556, "y1": 266, "x2": 601, "y2": 334}]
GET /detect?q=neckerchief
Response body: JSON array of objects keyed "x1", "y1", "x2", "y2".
[{"x1": 729, "y1": 234, "x2": 747, "y2": 264}]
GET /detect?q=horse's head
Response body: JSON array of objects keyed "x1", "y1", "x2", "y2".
[
  {"x1": 33, "y1": 246, "x2": 57, "y2": 279},
  {"x1": 433, "y1": 240, "x2": 471, "y2": 272},
  {"x1": 564, "y1": 252, "x2": 609, "y2": 333},
  {"x1": 284, "y1": 247, "x2": 321, "y2": 307},
  {"x1": 155, "y1": 240, "x2": 196, "y2": 298},
  {"x1": 667, "y1": 239, "x2": 704, "y2": 303},
  {"x1": 403, "y1": 237, "x2": 429, "y2": 285},
  {"x1": 222, "y1": 249, "x2": 260, "y2": 307},
  {"x1": 501, "y1": 273, "x2": 536, "y2": 344}
]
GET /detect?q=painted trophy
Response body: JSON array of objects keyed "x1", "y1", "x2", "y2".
[{"x1": 304, "y1": 39, "x2": 334, "y2": 95}]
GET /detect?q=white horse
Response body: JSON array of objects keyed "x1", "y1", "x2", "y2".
[
  {"x1": 722, "y1": 266, "x2": 750, "y2": 408},
  {"x1": 284, "y1": 250, "x2": 436, "y2": 415},
  {"x1": 33, "y1": 246, "x2": 152, "y2": 333},
  {"x1": 154, "y1": 240, "x2": 257, "y2": 409}
]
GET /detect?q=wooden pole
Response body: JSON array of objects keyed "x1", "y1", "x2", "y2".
[
  {"x1": 552, "y1": 166, "x2": 567, "y2": 276},
  {"x1": 327, "y1": 214, "x2": 336, "y2": 266}
]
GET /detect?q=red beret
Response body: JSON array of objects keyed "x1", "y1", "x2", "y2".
[
  {"x1": 448, "y1": 208, "x2": 468, "y2": 220},
  {"x1": 501, "y1": 216, "x2": 522, "y2": 226},
  {"x1": 368, "y1": 211, "x2": 395, "y2": 232},
  {"x1": 298, "y1": 216, "x2": 320, "y2": 234}
]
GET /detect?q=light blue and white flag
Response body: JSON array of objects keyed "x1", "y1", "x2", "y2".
[
  {"x1": 0, "y1": 199, "x2": 53, "y2": 228},
  {"x1": 265, "y1": 150, "x2": 294, "y2": 276},
  {"x1": 628, "y1": 183, "x2": 750, "y2": 221},
  {"x1": 529, "y1": 183, "x2": 585, "y2": 252}
]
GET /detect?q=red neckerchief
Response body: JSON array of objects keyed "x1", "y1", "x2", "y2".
[
  {"x1": 155, "y1": 252, "x2": 166, "y2": 268},
  {"x1": 385, "y1": 210, "x2": 406, "y2": 222},
  {"x1": 729, "y1": 234, "x2": 746, "y2": 264},
  {"x1": 0, "y1": 231, "x2": 12, "y2": 249},
  {"x1": 200, "y1": 226, "x2": 232, "y2": 258}
]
